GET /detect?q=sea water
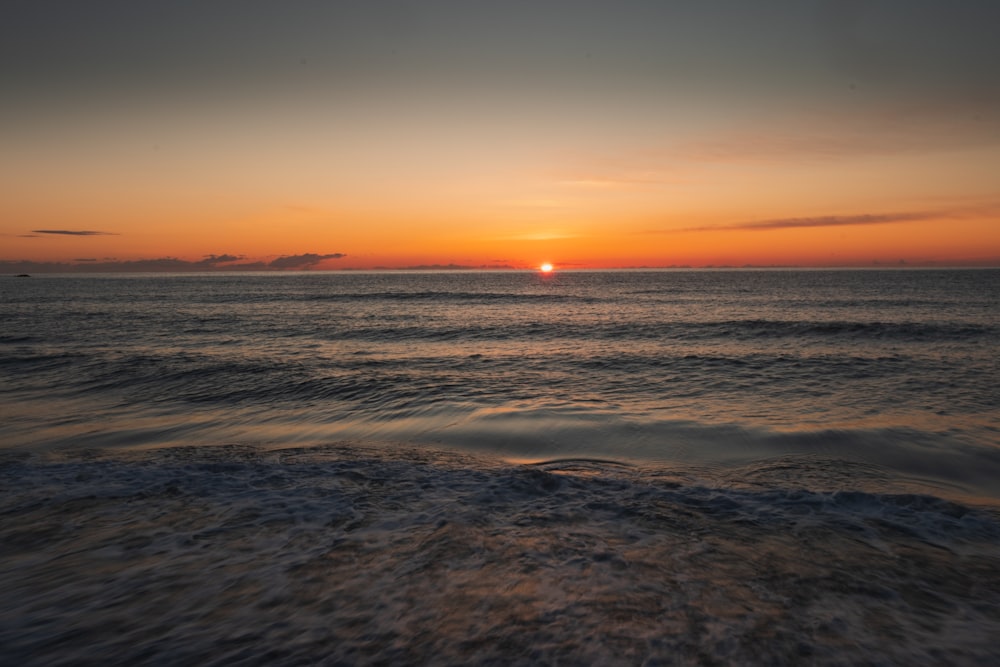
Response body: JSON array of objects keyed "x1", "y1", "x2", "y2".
[{"x1": 2, "y1": 269, "x2": 999, "y2": 664}]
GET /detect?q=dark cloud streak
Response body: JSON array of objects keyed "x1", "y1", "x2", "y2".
[
  {"x1": 267, "y1": 253, "x2": 346, "y2": 270},
  {"x1": 32, "y1": 229, "x2": 118, "y2": 236},
  {"x1": 0, "y1": 252, "x2": 346, "y2": 273},
  {"x1": 198, "y1": 254, "x2": 245, "y2": 265},
  {"x1": 677, "y1": 211, "x2": 942, "y2": 233}
]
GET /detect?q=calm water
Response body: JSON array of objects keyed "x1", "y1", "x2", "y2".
[
  {"x1": 3, "y1": 269, "x2": 998, "y2": 495},
  {"x1": 2, "y1": 269, "x2": 1000, "y2": 664}
]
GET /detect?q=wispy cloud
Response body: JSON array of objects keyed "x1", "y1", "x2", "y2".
[
  {"x1": 32, "y1": 229, "x2": 118, "y2": 236},
  {"x1": 267, "y1": 253, "x2": 346, "y2": 269},
  {"x1": 674, "y1": 211, "x2": 944, "y2": 233},
  {"x1": 555, "y1": 175, "x2": 667, "y2": 190},
  {"x1": 198, "y1": 254, "x2": 246, "y2": 265},
  {"x1": 0, "y1": 252, "x2": 346, "y2": 273}
]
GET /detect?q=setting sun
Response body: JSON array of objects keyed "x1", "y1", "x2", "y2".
[{"x1": 539, "y1": 263, "x2": 554, "y2": 273}]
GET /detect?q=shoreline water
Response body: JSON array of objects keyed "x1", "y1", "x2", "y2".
[
  {"x1": 9, "y1": 411, "x2": 1000, "y2": 507},
  {"x1": 3, "y1": 441, "x2": 999, "y2": 665}
]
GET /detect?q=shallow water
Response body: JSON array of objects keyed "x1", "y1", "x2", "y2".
[
  {"x1": 1, "y1": 269, "x2": 999, "y2": 663},
  {"x1": 2, "y1": 444, "x2": 999, "y2": 665}
]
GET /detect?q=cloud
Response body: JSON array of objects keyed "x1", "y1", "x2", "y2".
[
  {"x1": 198, "y1": 254, "x2": 246, "y2": 265},
  {"x1": 367, "y1": 263, "x2": 520, "y2": 271},
  {"x1": 0, "y1": 252, "x2": 346, "y2": 273},
  {"x1": 676, "y1": 211, "x2": 943, "y2": 233},
  {"x1": 267, "y1": 253, "x2": 346, "y2": 270},
  {"x1": 31, "y1": 229, "x2": 118, "y2": 236},
  {"x1": 553, "y1": 168, "x2": 678, "y2": 190}
]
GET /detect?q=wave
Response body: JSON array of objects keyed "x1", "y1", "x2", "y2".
[
  {"x1": 730, "y1": 318, "x2": 993, "y2": 341},
  {"x1": 0, "y1": 334, "x2": 37, "y2": 344},
  {"x1": 304, "y1": 290, "x2": 602, "y2": 304},
  {"x1": 0, "y1": 349, "x2": 87, "y2": 372},
  {"x1": 2, "y1": 444, "x2": 999, "y2": 665},
  {"x1": 296, "y1": 318, "x2": 995, "y2": 345},
  {"x1": 63, "y1": 347, "x2": 994, "y2": 418}
]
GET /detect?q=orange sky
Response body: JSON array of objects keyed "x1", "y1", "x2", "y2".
[{"x1": 3, "y1": 3, "x2": 999, "y2": 270}]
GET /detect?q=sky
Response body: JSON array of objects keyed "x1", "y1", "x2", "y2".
[{"x1": 2, "y1": 0, "x2": 999, "y2": 271}]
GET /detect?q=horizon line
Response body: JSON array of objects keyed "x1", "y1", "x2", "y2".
[{"x1": 6, "y1": 263, "x2": 1000, "y2": 275}]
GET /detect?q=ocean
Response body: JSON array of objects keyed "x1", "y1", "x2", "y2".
[{"x1": 2, "y1": 269, "x2": 999, "y2": 664}]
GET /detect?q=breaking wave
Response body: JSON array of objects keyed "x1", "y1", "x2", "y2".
[{"x1": 2, "y1": 444, "x2": 999, "y2": 665}]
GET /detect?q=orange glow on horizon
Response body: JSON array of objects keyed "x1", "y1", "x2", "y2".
[
  {"x1": 3, "y1": 136, "x2": 999, "y2": 270},
  {"x1": 2, "y1": 5, "x2": 999, "y2": 272}
]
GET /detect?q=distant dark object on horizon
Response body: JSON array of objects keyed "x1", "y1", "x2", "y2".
[{"x1": 15, "y1": 274, "x2": 30, "y2": 278}]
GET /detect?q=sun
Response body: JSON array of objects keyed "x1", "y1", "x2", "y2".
[{"x1": 539, "y1": 263, "x2": 554, "y2": 273}]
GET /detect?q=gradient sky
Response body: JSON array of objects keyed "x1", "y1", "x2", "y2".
[{"x1": 3, "y1": 0, "x2": 999, "y2": 270}]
